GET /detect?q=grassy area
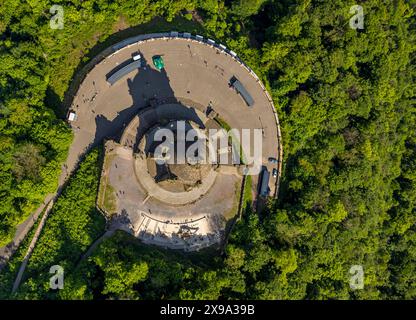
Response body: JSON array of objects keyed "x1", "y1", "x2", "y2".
[
  {"x1": 242, "y1": 174, "x2": 253, "y2": 210},
  {"x1": 103, "y1": 184, "x2": 117, "y2": 215},
  {"x1": 97, "y1": 151, "x2": 117, "y2": 216},
  {"x1": 224, "y1": 180, "x2": 244, "y2": 220}
]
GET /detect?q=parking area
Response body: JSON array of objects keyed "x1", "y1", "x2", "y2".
[{"x1": 68, "y1": 33, "x2": 282, "y2": 199}]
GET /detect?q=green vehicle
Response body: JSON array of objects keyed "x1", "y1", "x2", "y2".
[{"x1": 152, "y1": 55, "x2": 165, "y2": 70}]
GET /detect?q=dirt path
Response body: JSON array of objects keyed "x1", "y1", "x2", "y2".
[
  {"x1": 0, "y1": 194, "x2": 54, "y2": 272},
  {"x1": 11, "y1": 199, "x2": 55, "y2": 294},
  {"x1": 78, "y1": 229, "x2": 116, "y2": 263}
]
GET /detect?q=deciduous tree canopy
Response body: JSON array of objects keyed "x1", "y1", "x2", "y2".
[{"x1": 0, "y1": 0, "x2": 414, "y2": 300}]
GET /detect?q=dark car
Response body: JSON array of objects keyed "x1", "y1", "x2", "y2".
[{"x1": 272, "y1": 168, "x2": 278, "y2": 178}]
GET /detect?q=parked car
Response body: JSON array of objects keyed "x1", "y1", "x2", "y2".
[
  {"x1": 268, "y1": 157, "x2": 278, "y2": 164},
  {"x1": 272, "y1": 168, "x2": 278, "y2": 178},
  {"x1": 152, "y1": 55, "x2": 165, "y2": 70},
  {"x1": 67, "y1": 111, "x2": 77, "y2": 122},
  {"x1": 259, "y1": 169, "x2": 270, "y2": 197}
]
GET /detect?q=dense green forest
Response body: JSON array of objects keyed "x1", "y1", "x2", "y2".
[
  {"x1": 1, "y1": 0, "x2": 415, "y2": 299},
  {"x1": 0, "y1": 148, "x2": 105, "y2": 298}
]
